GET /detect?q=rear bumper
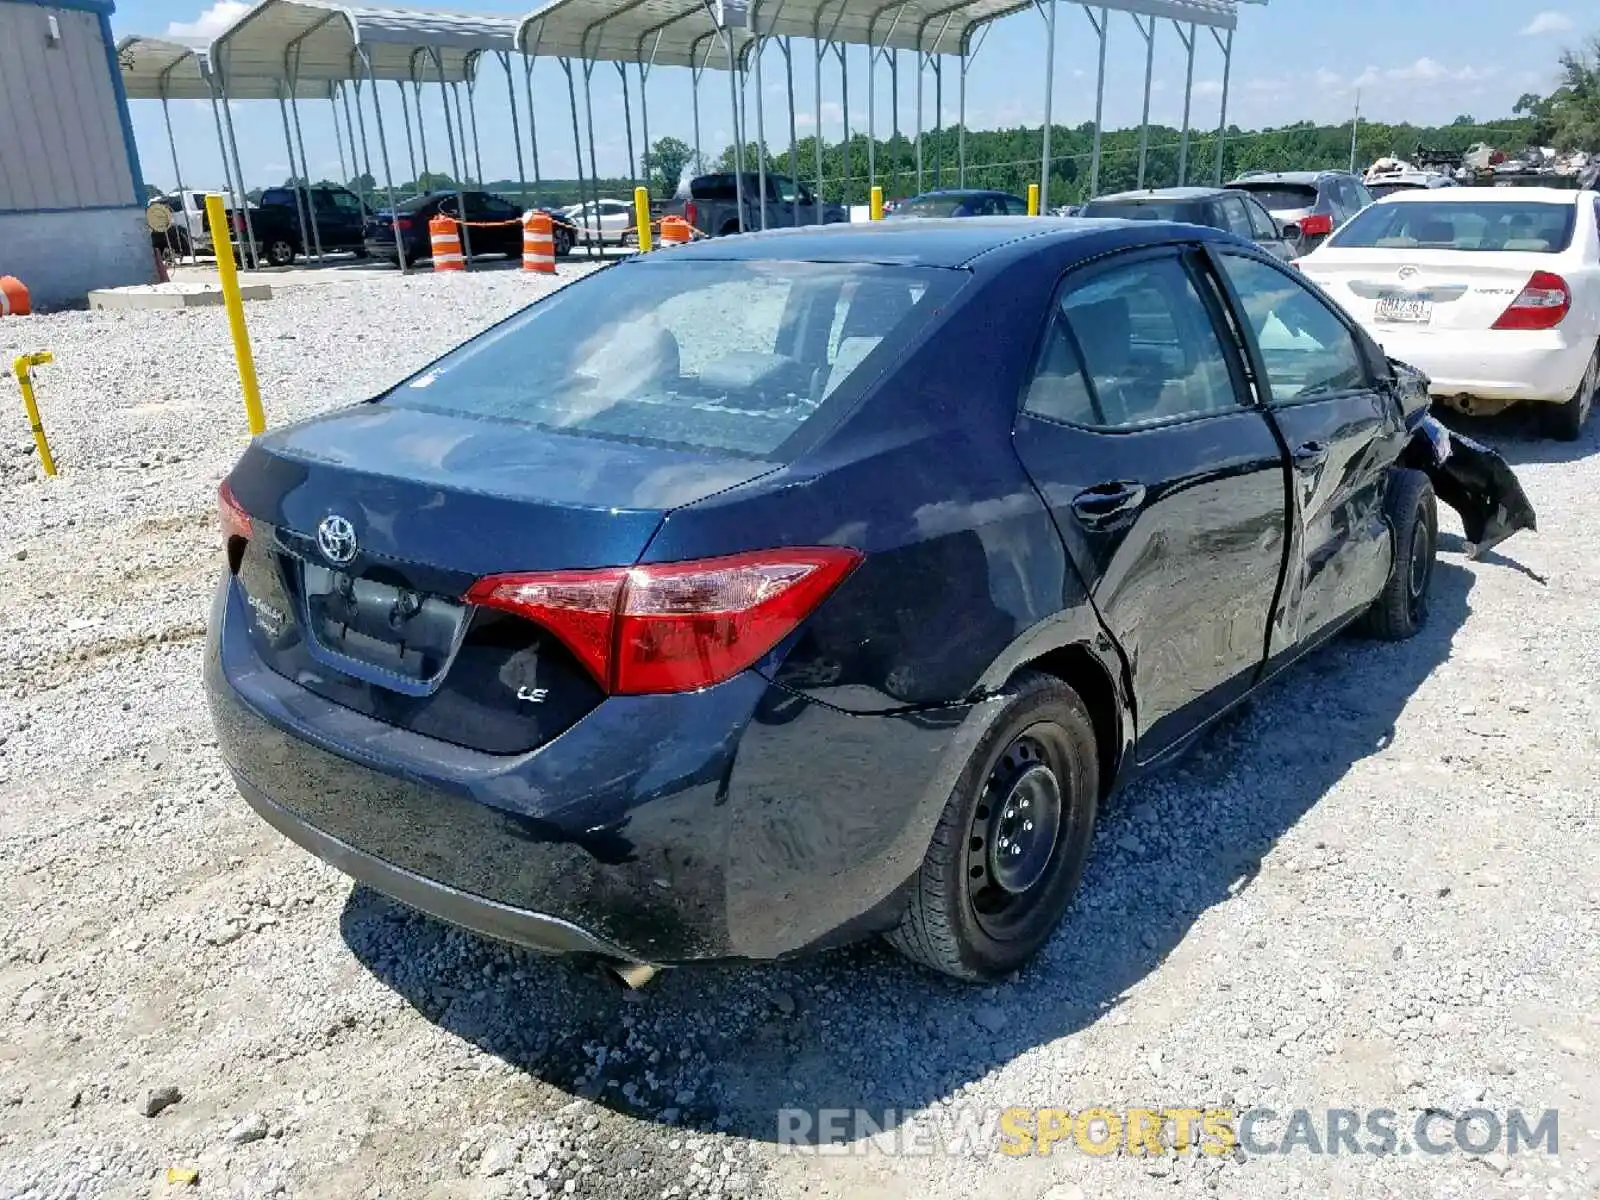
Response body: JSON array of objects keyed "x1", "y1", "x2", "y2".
[
  {"x1": 1372, "y1": 330, "x2": 1595, "y2": 406},
  {"x1": 204, "y1": 578, "x2": 974, "y2": 963}
]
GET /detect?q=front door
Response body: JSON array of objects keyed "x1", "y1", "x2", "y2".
[
  {"x1": 1209, "y1": 248, "x2": 1401, "y2": 657},
  {"x1": 1011, "y1": 245, "x2": 1291, "y2": 759}
]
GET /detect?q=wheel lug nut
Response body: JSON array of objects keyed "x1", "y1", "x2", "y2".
[
  {"x1": 1010, "y1": 845, "x2": 1022, "y2": 856},
  {"x1": 1023, "y1": 821, "x2": 1034, "y2": 832},
  {"x1": 998, "y1": 838, "x2": 1009, "y2": 849},
  {"x1": 1021, "y1": 799, "x2": 1031, "y2": 809}
]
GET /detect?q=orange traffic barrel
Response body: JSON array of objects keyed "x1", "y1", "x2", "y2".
[
  {"x1": 0, "y1": 276, "x2": 30, "y2": 316},
  {"x1": 429, "y1": 213, "x2": 465, "y2": 272},
  {"x1": 522, "y1": 211, "x2": 556, "y2": 275},
  {"x1": 659, "y1": 216, "x2": 692, "y2": 247}
]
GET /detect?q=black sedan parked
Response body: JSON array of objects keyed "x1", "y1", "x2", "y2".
[
  {"x1": 364, "y1": 190, "x2": 576, "y2": 265},
  {"x1": 888, "y1": 188, "x2": 1032, "y2": 218},
  {"x1": 1080, "y1": 186, "x2": 1299, "y2": 261},
  {"x1": 207, "y1": 218, "x2": 1530, "y2": 982}
]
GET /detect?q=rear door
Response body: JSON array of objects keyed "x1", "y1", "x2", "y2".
[
  {"x1": 1011, "y1": 245, "x2": 1290, "y2": 758},
  {"x1": 1209, "y1": 248, "x2": 1400, "y2": 657}
]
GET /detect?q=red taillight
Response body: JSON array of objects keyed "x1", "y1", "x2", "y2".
[
  {"x1": 466, "y1": 547, "x2": 862, "y2": 695},
  {"x1": 1491, "y1": 270, "x2": 1571, "y2": 331},
  {"x1": 684, "y1": 200, "x2": 699, "y2": 228},
  {"x1": 231, "y1": 213, "x2": 245, "y2": 234},
  {"x1": 1297, "y1": 212, "x2": 1334, "y2": 237},
  {"x1": 218, "y1": 481, "x2": 251, "y2": 572},
  {"x1": 394, "y1": 216, "x2": 413, "y2": 231}
]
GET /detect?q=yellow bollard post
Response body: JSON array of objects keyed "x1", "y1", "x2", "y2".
[
  {"x1": 1027, "y1": 183, "x2": 1040, "y2": 216},
  {"x1": 633, "y1": 186, "x2": 654, "y2": 253},
  {"x1": 870, "y1": 186, "x2": 884, "y2": 221},
  {"x1": 13, "y1": 352, "x2": 56, "y2": 477},
  {"x1": 205, "y1": 193, "x2": 265, "y2": 436}
]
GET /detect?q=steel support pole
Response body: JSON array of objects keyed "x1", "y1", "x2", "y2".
[
  {"x1": 398, "y1": 81, "x2": 418, "y2": 191},
  {"x1": 932, "y1": 56, "x2": 942, "y2": 188},
  {"x1": 276, "y1": 93, "x2": 313, "y2": 265},
  {"x1": 218, "y1": 92, "x2": 259, "y2": 268},
  {"x1": 560, "y1": 61, "x2": 595, "y2": 255},
  {"x1": 914, "y1": 50, "x2": 923, "y2": 193},
  {"x1": 157, "y1": 91, "x2": 193, "y2": 260},
  {"x1": 813, "y1": 38, "x2": 825, "y2": 219},
  {"x1": 1135, "y1": 15, "x2": 1154, "y2": 190},
  {"x1": 638, "y1": 61, "x2": 652, "y2": 197},
  {"x1": 352, "y1": 78, "x2": 376, "y2": 192},
  {"x1": 727, "y1": 42, "x2": 745, "y2": 230},
  {"x1": 464, "y1": 73, "x2": 485, "y2": 186},
  {"x1": 502, "y1": 54, "x2": 528, "y2": 206},
  {"x1": 890, "y1": 50, "x2": 899, "y2": 196},
  {"x1": 432, "y1": 50, "x2": 471, "y2": 261},
  {"x1": 1088, "y1": 6, "x2": 1107, "y2": 196},
  {"x1": 331, "y1": 95, "x2": 348, "y2": 186},
  {"x1": 362, "y1": 48, "x2": 407, "y2": 273},
  {"x1": 287, "y1": 82, "x2": 324, "y2": 261},
  {"x1": 1213, "y1": 26, "x2": 1233, "y2": 185},
  {"x1": 783, "y1": 38, "x2": 798, "y2": 224},
  {"x1": 1176, "y1": 21, "x2": 1195, "y2": 185},
  {"x1": 753, "y1": 6, "x2": 768, "y2": 229},
  {"x1": 522, "y1": 55, "x2": 544, "y2": 202},
  {"x1": 340, "y1": 82, "x2": 363, "y2": 201},
  {"x1": 691, "y1": 64, "x2": 703, "y2": 172},
  {"x1": 1038, "y1": 0, "x2": 1057, "y2": 210},
  {"x1": 617, "y1": 62, "x2": 638, "y2": 193},
  {"x1": 838, "y1": 45, "x2": 850, "y2": 207},
  {"x1": 958, "y1": 53, "x2": 966, "y2": 186},
  {"x1": 410, "y1": 66, "x2": 432, "y2": 181},
  {"x1": 208, "y1": 86, "x2": 242, "y2": 221},
  {"x1": 582, "y1": 61, "x2": 603, "y2": 248}
]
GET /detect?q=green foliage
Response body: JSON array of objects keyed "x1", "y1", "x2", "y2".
[
  {"x1": 641, "y1": 136, "x2": 697, "y2": 196},
  {"x1": 1548, "y1": 34, "x2": 1600, "y2": 150}
]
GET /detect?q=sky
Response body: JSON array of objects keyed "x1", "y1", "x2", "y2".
[{"x1": 115, "y1": 0, "x2": 1588, "y2": 193}]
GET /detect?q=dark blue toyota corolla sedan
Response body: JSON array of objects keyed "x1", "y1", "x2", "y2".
[{"x1": 205, "y1": 217, "x2": 1512, "y2": 982}]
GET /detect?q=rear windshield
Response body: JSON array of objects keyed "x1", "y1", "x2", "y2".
[
  {"x1": 383, "y1": 260, "x2": 958, "y2": 458},
  {"x1": 1079, "y1": 200, "x2": 1207, "y2": 224},
  {"x1": 1328, "y1": 199, "x2": 1577, "y2": 253},
  {"x1": 898, "y1": 195, "x2": 973, "y2": 217},
  {"x1": 1231, "y1": 183, "x2": 1319, "y2": 211}
]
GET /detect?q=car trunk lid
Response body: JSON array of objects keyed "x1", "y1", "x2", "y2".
[
  {"x1": 1301, "y1": 249, "x2": 1567, "y2": 333},
  {"x1": 224, "y1": 403, "x2": 777, "y2": 754}
]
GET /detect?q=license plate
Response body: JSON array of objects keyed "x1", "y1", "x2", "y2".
[{"x1": 1375, "y1": 296, "x2": 1432, "y2": 324}]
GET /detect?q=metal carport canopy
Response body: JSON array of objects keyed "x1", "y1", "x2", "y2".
[
  {"x1": 208, "y1": 0, "x2": 520, "y2": 84},
  {"x1": 747, "y1": 0, "x2": 1248, "y2": 57},
  {"x1": 516, "y1": 0, "x2": 751, "y2": 70},
  {"x1": 117, "y1": 34, "x2": 333, "y2": 99}
]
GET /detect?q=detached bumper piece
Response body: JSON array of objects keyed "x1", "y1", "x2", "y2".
[{"x1": 1406, "y1": 415, "x2": 1538, "y2": 559}]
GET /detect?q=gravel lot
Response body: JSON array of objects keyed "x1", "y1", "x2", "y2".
[{"x1": 1, "y1": 268, "x2": 1597, "y2": 1200}]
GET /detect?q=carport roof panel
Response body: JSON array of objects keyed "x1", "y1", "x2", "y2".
[
  {"x1": 517, "y1": 0, "x2": 751, "y2": 69},
  {"x1": 210, "y1": 0, "x2": 520, "y2": 85},
  {"x1": 116, "y1": 33, "x2": 334, "y2": 99}
]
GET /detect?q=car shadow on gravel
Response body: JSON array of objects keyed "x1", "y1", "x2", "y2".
[{"x1": 339, "y1": 559, "x2": 1474, "y2": 1146}]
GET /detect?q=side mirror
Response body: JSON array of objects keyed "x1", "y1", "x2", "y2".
[{"x1": 1280, "y1": 222, "x2": 1302, "y2": 242}]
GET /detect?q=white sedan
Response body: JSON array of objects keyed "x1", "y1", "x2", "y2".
[{"x1": 1296, "y1": 187, "x2": 1600, "y2": 439}]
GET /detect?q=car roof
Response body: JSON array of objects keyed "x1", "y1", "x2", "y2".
[
  {"x1": 641, "y1": 216, "x2": 1231, "y2": 269},
  {"x1": 1089, "y1": 186, "x2": 1226, "y2": 202},
  {"x1": 909, "y1": 188, "x2": 1015, "y2": 198},
  {"x1": 1377, "y1": 186, "x2": 1581, "y2": 204}
]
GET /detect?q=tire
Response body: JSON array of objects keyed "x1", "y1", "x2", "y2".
[
  {"x1": 352, "y1": 246, "x2": 370, "y2": 259},
  {"x1": 265, "y1": 238, "x2": 296, "y2": 268},
  {"x1": 719, "y1": 221, "x2": 742, "y2": 238},
  {"x1": 1357, "y1": 468, "x2": 1437, "y2": 641},
  {"x1": 1543, "y1": 342, "x2": 1598, "y2": 442},
  {"x1": 886, "y1": 670, "x2": 1100, "y2": 981},
  {"x1": 555, "y1": 228, "x2": 574, "y2": 258}
]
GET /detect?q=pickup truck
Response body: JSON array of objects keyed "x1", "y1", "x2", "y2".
[
  {"x1": 235, "y1": 185, "x2": 373, "y2": 266},
  {"x1": 665, "y1": 172, "x2": 847, "y2": 238}
]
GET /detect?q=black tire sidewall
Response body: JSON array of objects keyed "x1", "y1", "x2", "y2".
[
  {"x1": 932, "y1": 676, "x2": 1099, "y2": 978},
  {"x1": 267, "y1": 240, "x2": 295, "y2": 267}
]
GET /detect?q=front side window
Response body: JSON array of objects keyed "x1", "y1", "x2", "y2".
[
  {"x1": 384, "y1": 261, "x2": 958, "y2": 459},
  {"x1": 1219, "y1": 198, "x2": 1255, "y2": 239},
  {"x1": 331, "y1": 191, "x2": 364, "y2": 214},
  {"x1": 1002, "y1": 195, "x2": 1031, "y2": 215},
  {"x1": 1022, "y1": 255, "x2": 1242, "y2": 428},
  {"x1": 1214, "y1": 253, "x2": 1368, "y2": 402}
]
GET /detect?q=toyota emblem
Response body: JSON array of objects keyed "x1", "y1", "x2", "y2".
[
  {"x1": 316, "y1": 514, "x2": 358, "y2": 565},
  {"x1": 1397, "y1": 265, "x2": 1419, "y2": 282}
]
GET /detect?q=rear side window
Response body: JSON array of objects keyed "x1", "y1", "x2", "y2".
[
  {"x1": 1023, "y1": 255, "x2": 1241, "y2": 428},
  {"x1": 1218, "y1": 198, "x2": 1255, "y2": 239},
  {"x1": 1215, "y1": 254, "x2": 1367, "y2": 401},
  {"x1": 1243, "y1": 198, "x2": 1279, "y2": 240},
  {"x1": 260, "y1": 189, "x2": 293, "y2": 207},
  {"x1": 385, "y1": 261, "x2": 958, "y2": 459},
  {"x1": 1329, "y1": 200, "x2": 1577, "y2": 252},
  {"x1": 692, "y1": 175, "x2": 738, "y2": 201},
  {"x1": 1232, "y1": 183, "x2": 1318, "y2": 212}
]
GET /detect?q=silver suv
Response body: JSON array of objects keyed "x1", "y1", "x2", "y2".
[{"x1": 1225, "y1": 170, "x2": 1374, "y2": 255}]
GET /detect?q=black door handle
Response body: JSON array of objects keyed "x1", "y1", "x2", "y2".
[
  {"x1": 1070, "y1": 481, "x2": 1147, "y2": 530},
  {"x1": 1292, "y1": 440, "x2": 1329, "y2": 469}
]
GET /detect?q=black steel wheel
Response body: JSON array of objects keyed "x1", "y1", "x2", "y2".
[
  {"x1": 1357, "y1": 468, "x2": 1437, "y2": 641},
  {"x1": 887, "y1": 671, "x2": 1099, "y2": 981}
]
